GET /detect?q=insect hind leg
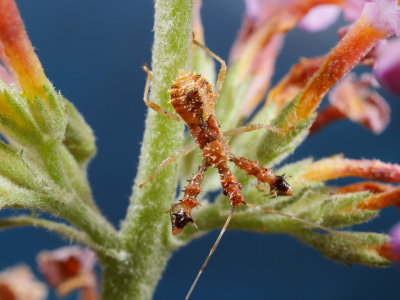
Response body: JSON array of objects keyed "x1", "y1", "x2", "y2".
[{"x1": 230, "y1": 156, "x2": 293, "y2": 196}]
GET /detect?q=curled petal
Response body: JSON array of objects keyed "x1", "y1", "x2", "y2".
[
  {"x1": 373, "y1": 38, "x2": 400, "y2": 95},
  {"x1": 337, "y1": 181, "x2": 396, "y2": 194},
  {"x1": 302, "y1": 156, "x2": 400, "y2": 182},
  {"x1": 357, "y1": 187, "x2": 400, "y2": 210},
  {"x1": 0, "y1": 265, "x2": 47, "y2": 300}
]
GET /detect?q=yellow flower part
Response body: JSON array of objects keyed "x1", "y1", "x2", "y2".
[{"x1": 0, "y1": 84, "x2": 28, "y2": 130}]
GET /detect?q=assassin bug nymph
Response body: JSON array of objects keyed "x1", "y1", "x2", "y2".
[{"x1": 141, "y1": 39, "x2": 348, "y2": 299}]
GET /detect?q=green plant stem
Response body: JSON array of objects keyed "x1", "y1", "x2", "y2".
[{"x1": 100, "y1": 0, "x2": 194, "y2": 299}]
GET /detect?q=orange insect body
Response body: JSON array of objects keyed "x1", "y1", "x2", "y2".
[{"x1": 168, "y1": 70, "x2": 292, "y2": 235}]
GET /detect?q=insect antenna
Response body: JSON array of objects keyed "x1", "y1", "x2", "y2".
[
  {"x1": 185, "y1": 207, "x2": 235, "y2": 300},
  {"x1": 242, "y1": 201, "x2": 359, "y2": 242}
]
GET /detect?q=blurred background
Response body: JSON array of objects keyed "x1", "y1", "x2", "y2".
[{"x1": 1, "y1": 0, "x2": 399, "y2": 299}]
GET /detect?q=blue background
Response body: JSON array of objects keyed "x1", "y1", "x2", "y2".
[{"x1": 1, "y1": 1, "x2": 399, "y2": 299}]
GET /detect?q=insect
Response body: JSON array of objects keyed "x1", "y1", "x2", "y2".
[{"x1": 141, "y1": 39, "x2": 349, "y2": 299}]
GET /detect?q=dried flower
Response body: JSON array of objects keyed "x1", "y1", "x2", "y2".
[
  {"x1": 310, "y1": 73, "x2": 390, "y2": 134},
  {"x1": 0, "y1": 265, "x2": 47, "y2": 300},
  {"x1": 37, "y1": 246, "x2": 97, "y2": 299}
]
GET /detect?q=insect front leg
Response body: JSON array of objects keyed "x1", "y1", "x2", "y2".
[
  {"x1": 142, "y1": 64, "x2": 183, "y2": 122},
  {"x1": 192, "y1": 39, "x2": 226, "y2": 105}
]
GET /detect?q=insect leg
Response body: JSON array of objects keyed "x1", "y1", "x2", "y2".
[
  {"x1": 230, "y1": 156, "x2": 293, "y2": 196},
  {"x1": 223, "y1": 123, "x2": 284, "y2": 137},
  {"x1": 170, "y1": 162, "x2": 209, "y2": 235},
  {"x1": 142, "y1": 64, "x2": 183, "y2": 122},
  {"x1": 192, "y1": 39, "x2": 226, "y2": 105},
  {"x1": 139, "y1": 142, "x2": 197, "y2": 188}
]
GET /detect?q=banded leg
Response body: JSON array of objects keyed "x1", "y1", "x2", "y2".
[
  {"x1": 192, "y1": 39, "x2": 226, "y2": 104},
  {"x1": 170, "y1": 162, "x2": 209, "y2": 235},
  {"x1": 142, "y1": 64, "x2": 183, "y2": 122},
  {"x1": 139, "y1": 142, "x2": 197, "y2": 188},
  {"x1": 230, "y1": 156, "x2": 293, "y2": 196}
]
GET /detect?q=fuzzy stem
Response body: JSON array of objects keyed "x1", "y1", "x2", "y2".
[
  {"x1": 102, "y1": 0, "x2": 193, "y2": 299},
  {"x1": 0, "y1": 215, "x2": 110, "y2": 255}
]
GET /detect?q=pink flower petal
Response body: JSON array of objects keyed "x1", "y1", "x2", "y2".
[
  {"x1": 389, "y1": 222, "x2": 400, "y2": 252},
  {"x1": 378, "y1": 222, "x2": 400, "y2": 263},
  {"x1": 362, "y1": 0, "x2": 400, "y2": 36},
  {"x1": 373, "y1": 38, "x2": 400, "y2": 95},
  {"x1": 342, "y1": 0, "x2": 365, "y2": 21},
  {"x1": 298, "y1": 5, "x2": 341, "y2": 32}
]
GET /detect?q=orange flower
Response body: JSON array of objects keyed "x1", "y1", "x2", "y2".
[
  {"x1": 302, "y1": 156, "x2": 400, "y2": 182},
  {"x1": 0, "y1": 0, "x2": 50, "y2": 100}
]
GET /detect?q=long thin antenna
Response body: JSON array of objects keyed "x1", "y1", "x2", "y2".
[
  {"x1": 243, "y1": 202, "x2": 359, "y2": 242},
  {"x1": 185, "y1": 208, "x2": 235, "y2": 300}
]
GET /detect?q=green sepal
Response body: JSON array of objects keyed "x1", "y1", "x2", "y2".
[
  {"x1": 297, "y1": 230, "x2": 391, "y2": 267},
  {"x1": 319, "y1": 192, "x2": 379, "y2": 228},
  {"x1": 0, "y1": 84, "x2": 43, "y2": 146},
  {"x1": 28, "y1": 88, "x2": 66, "y2": 142},
  {"x1": 58, "y1": 144, "x2": 95, "y2": 208},
  {"x1": 0, "y1": 142, "x2": 53, "y2": 192},
  {"x1": 0, "y1": 175, "x2": 53, "y2": 211},
  {"x1": 63, "y1": 98, "x2": 96, "y2": 165},
  {"x1": 255, "y1": 96, "x2": 315, "y2": 167}
]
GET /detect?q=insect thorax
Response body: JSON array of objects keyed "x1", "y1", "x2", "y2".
[{"x1": 169, "y1": 70, "x2": 215, "y2": 126}]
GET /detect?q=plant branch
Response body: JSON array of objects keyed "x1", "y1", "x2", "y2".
[{"x1": 0, "y1": 215, "x2": 112, "y2": 256}]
